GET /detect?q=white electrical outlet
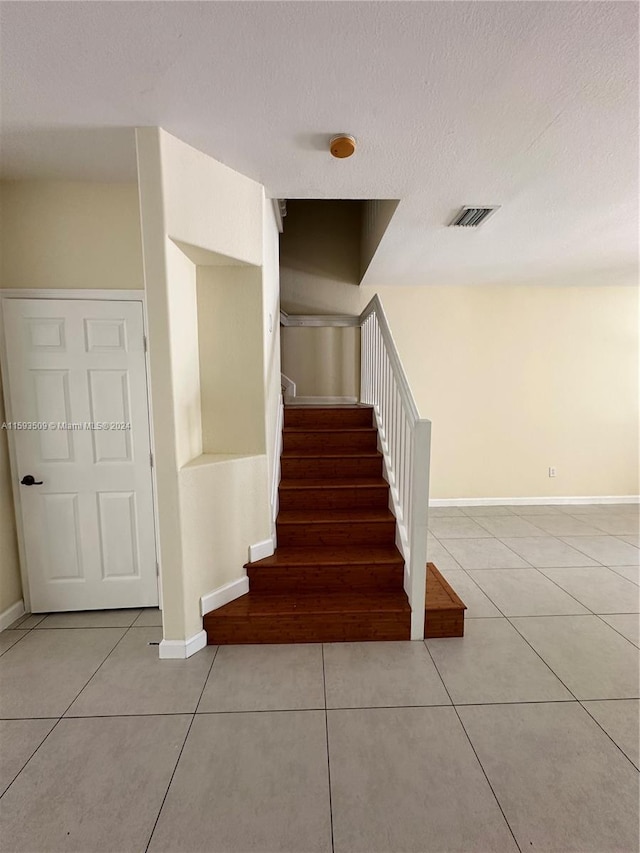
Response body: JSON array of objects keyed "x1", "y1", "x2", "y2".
[{"x1": 548, "y1": 466, "x2": 557, "y2": 478}]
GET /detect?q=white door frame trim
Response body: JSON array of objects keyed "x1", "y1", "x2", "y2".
[{"x1": 0, "y1": 288, "x2": 162, "y2": 613}]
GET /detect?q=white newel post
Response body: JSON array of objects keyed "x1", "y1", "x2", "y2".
[{"x1": 408, "y1": 418, "x2": 431, "y2": 639}]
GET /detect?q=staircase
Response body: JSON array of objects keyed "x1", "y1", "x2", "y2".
[{"x1": 204, "y1": 405, "x2": 411, "y2": 643}]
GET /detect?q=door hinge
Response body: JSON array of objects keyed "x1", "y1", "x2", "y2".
[
  {"x1": 143, "y1": 335, "x2": 148, "y2": 353},
  {"x1": 150, "y1": 452, "x2": 154, "y2": 468},
  {"x1": 156, "y1": 562, "x2": 160, "y2": 577}
]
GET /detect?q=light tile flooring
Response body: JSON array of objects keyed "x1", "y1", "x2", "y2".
[{"x1": 0, "y1": 503, "x2": 638, "y2": 852}]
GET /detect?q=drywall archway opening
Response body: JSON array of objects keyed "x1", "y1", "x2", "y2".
[
  {"x1": 278, "y1": 198, "x2": 398, "y2": 401},
  {"x1": 279, "y1": 199, "x2": 399, "y2": 314}
]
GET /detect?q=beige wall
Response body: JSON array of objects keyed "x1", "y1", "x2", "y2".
[
  {"x1": 367, "y1": 284, "x2": 639, "y2": 499},
  {"x1": 361, "y1": 199, "x2": 399, "y2": 280},
  {"x1": 179, "y1": 454, "x2": 270, "y2": 613},
  {"x1": 166, "y1": 240, "x2": 203, "y2": 468},
  {"x1": 136, "y1": 128, "x2": 276, "y2": 642},
  {"x1": 0, "y1": 180, "x2": 143, "y2": 616},
  {"x1": 280, "y1": 200, "x2": 363, "y2": 315},
  {"x1": 198, "y1": 266, "x2": 265, "y2": 455},
  {"x1": 281, "y1": 326, "x2": 361, "y2": 398},
  {"x1": 0, "y1": 181, "x2": 143, "y2": 290}
]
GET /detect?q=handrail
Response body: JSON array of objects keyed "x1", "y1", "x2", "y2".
[
  {"x1": 359, "y1": 295, "x2": 420, "y2": 426},
  {"x1": 280, "y1": 296, "x2": 431, "y2": 639}
]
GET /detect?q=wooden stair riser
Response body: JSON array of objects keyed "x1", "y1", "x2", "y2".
[
  {"x1": 283, "y1": 429, "x2": 378, "y2": 453},
  {"x1": 425, "y1": 610, "x2": 464, "y2": 638},
  {"x1": 205, "y1": 612, "x2": 410, "y2": 644},
  {"x1": 278, "y1": 484, "x2": 389, "y2": 511},
  {"x1": 281, "y1": 455, "x2": 382, "y2": 479},
  {"x1": 247, "y1": 563, "x2": 404, "y2": 594},
  {"x1": 277, "y1": 518, "x2": 396, "y2": 547},
  {"x1": 284, "y1": 407, "x2": 373, "y2": 429}
]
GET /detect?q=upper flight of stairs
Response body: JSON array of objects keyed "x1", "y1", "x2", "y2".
[{"x1": 204, "y1": 405, "x2": 411, "y2": 643}]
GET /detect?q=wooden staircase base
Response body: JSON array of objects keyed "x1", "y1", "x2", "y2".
[
  {"x1": 204, "y1": 562, "x2": 466, "y2": 644},
  {"x1": 203, "y1": 406, "x2": 466, "y2": 645},
  {"x1": 425, "y1": 562, "x2": 467, "y2": 638}
]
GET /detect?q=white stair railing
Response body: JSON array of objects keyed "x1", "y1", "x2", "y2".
[{"x1": 360, "y1": 295, "x2": 431, "y2": 640}]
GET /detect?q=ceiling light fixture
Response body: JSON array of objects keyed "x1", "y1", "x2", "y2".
[{"x1": 330, "y1": 134, "x2": 357, "y2": 159}]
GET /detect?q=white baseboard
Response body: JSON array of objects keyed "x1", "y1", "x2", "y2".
[
  {"x1": 0, "y1": 599, "x2": 25, "y2": 632},
  {"x1": 248, "y1": 538, "x2": 275, "y2": 563},
  {"x1": 159, "y1": 630, "x2": 207, "y2": 660},
  {"x1": 430, "y1": 496, "x2": 640, "y2": 507},
  {"x1": 200, "y1": 576, "x2": 250, "y2": 616},
  {"x1": 286, "y1": 396, "x2": 358, "y2": 406}
]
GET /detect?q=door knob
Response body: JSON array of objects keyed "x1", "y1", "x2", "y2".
[{"x1": 20, "y1": 475, "x2": 43, "y2": 486}]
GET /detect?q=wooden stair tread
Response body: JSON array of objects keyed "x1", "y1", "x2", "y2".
[
  {"x1": 283, "y1": 427, "x2": 377, "y2": 434},
  {"x1": 282, "y1": 450, "x2": 382, "y2": 458},
  {"x1": 284, "y1": 404, "x2": 372, "y2": 410},
  {"x1": 279, "y1": 477, "x2": 387, "y2": 490},
  {"x1": 246, "y1": 545, "x2": 404, "y2": 569},
  {"x1": 207, "y1": 591, "x2": 410, "y2": 617},
  {"x1": 277, "y1": 508, "x2": 395, "y2": 524}
]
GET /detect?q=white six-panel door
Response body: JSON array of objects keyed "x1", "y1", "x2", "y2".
[{"x1": 2, "y1": 298, "x2": 158, "y2": 612}]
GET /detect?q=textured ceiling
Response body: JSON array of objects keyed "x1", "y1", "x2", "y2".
[{"x1": 1, "y1": 1, "x2": 637, "y2": 286}]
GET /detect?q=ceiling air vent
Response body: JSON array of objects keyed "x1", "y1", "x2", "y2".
[{"x1": 449, "y1": 206, "x2": 500, "y2": 228}]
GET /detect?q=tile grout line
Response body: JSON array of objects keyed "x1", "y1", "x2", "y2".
[
  {"x1": 430, "y1": 581, "x2": 595, "y2": 707},
  {"x1": 0, "y1": 620, "x2": 140, "y2": 801},
  {"x1": 607, "y1": 566, "x2": 640, "y2": 585},
  {"x1": 495, "y1": 533, "x2": 608, "y2": 568},
  {"x1": 501, "y1": 613, "x2": 584, "y2": 703},
  {"x1": 422, "y1": 641, "x2": 523, "y2": 853},
  {"x1": 0, "y1": 630, "x2": 29, "y2": 659},
  {"x1": 592, "y1": 613, "x2": 640, "y2": 649},
  {"x1": 58, "y1": 621, "x2": 142, "y2": 716},
  {"x1": 144, "y1": 643, "x2": 220, "y2": 853},
  {"x1": 533, "y1": 568, "x2": 640, "y2": 627},
  {"x1": 433, "y1": 570, "x2": 635, "y2": 715},
  {"x1": 544, "y1": 534, "x2": 620, "y2": 569},
  {"x1": 435, "y1": 532, "x2": 638, "y2": 620},
  {"x1": 495, "y1": 608, "x2": 640, "y2": 765},
  {"x1": 524, "y1": 566, "x2": 609, "y2": 615},
  {"x1": 3, "y1": 696, "x2": 635, "y2": 720},
  {"x1": 434, "y1": 533, "x2": 537, "y2": 571},
  {"x1": 472, "y1": 514, "x2": 552, "y2": 539},
  {"x1": 430, "y1": 547, "x2": 640, "y2": 769},
  {"x1": 0, "y1": 717, "x2": 59, "y2": 801},
  {"x1": 575, "y1": 698, "x2": 640, "y2": 773},
  {"x1": 429, "y1": 596, "x2": 629, "y2": 849},
  {"x1": 321, "y1": 644, "x2": 336, "y2": 853}
]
